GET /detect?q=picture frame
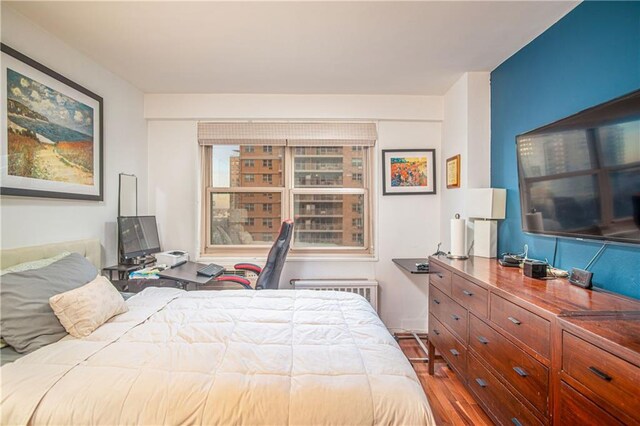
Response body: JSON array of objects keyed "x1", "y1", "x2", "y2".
[
  {"x1": 446, "y1": 154, "x2": 461, "y2": 189},
  {"x1": 382, "y1": 149, "x2": 436, "y2": 195},
  {"x1": 1, "y1": 43, "x2": 103, "y2": 201}
]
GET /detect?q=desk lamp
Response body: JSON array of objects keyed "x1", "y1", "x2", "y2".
[{"x1": 467, "y1": 188, "x2": 506, "y2": 258}]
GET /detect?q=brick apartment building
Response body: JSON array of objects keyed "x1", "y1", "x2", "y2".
[{"x1": 224, "y1": 145, "x2": 365, "y2": 247}]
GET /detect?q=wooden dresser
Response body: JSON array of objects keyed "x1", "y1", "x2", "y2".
[{"x1": 427, "y1": 255, "x2": 640, "y2": 426}]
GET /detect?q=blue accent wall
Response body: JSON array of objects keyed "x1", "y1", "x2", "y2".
[{"x1": 491, "y1": 1, "x2": 640, "y2": 298}]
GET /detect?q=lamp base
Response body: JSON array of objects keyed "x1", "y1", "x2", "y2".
[
  {"x1": 446, "y1": 254, "x2": 469, "y2": 260},
  {"x1": 474, "y1": 220, "x2": 498, "y2": 258}
]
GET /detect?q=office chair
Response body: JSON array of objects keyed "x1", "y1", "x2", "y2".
[{"x1": 215, "y1": 219, "x2": 294, "y2": 290}]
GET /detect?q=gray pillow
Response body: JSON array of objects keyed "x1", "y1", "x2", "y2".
[{"x1": 0, "y1": 253, "x2": 98, "y2": 353}]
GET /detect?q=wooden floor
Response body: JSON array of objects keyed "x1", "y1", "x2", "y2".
[{"x1": 399, "y1": 337, "x2": 493, "y2": 426}]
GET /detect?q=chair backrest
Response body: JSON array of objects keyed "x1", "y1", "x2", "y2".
[{"x1": 255, "y1": 219, "x2": 294, "y2": 290}]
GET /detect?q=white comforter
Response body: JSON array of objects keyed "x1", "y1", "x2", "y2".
[{"x1": 1, "y1": 288, "x2": 434, "y2": 425}]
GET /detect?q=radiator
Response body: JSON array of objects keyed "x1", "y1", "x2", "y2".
[{"x1": 290, "y1": 279, "x2": 379, "y2": 312}]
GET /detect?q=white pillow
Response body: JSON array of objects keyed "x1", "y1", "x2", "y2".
[{"x1": 49, "y1": 275, "x2": 128, "y2": 338}]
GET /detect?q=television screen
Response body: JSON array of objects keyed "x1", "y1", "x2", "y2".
[
  {"x1": 516, "y1": 89, "x2": 640, "y2": 245},
  {"x1": 118, "y1": 216, "x2": 161, "y2": 259}
]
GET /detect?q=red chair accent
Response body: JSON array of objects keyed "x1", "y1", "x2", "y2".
[
  {"x1": 215, "y1": 275, "x2": 252, "y2": 289},
  {"x1": 233, "y1": 263, "x2": 263, "y2": 275}
]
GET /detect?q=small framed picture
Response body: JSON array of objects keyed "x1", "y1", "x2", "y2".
[
  {"x1": 1, "y1": 44, "x2": 103, "y2": 201},
  {"x1": 446, "y1": 154, "x2": 461, "y2": 189},
  {"x1": 382, "y1": 149, "x2": 436, "y2": 195}
]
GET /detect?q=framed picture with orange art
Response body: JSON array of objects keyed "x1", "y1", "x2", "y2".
[
  {"x1": 1, "y1": 44, "x2": 103, "y2": 201},
  {"x1": 446, "y1": 154, "x2": 461, "y2": 189},
  {"x1": 382, "y1": 149, "x2": 436, "y2": 195}
]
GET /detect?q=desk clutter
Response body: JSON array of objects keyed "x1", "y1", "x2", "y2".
[{"x1": 128, "y1": 264, "x2": 168, "y2": 280}]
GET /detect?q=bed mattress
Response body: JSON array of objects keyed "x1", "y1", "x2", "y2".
[{"x1": 1, "y1": 287, "x2": 434, "y2": 425}]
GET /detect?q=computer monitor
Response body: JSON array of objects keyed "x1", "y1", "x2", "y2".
[{"x1": 118, "y1": 216, "x2": 161, "y2": 262}]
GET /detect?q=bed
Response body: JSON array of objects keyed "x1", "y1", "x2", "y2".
[{"x1": 0, "y1": 240, "x2": 434, "y2": 425}]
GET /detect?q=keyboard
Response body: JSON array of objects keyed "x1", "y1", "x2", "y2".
[{"x1": 196, "y1": 263, "x2": 225, "y2": 278}]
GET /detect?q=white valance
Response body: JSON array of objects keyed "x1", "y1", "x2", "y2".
[{"x1": 198, "y1": 122, "x2": 377, "y2": 146}]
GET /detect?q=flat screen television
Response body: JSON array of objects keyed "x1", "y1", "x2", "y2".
[
  {"x1": 516, "y1": 89, "x2": 640, "y2": 245},
  {"x1": 118, "y1": 216, "x2": 161, "y2": 261}
]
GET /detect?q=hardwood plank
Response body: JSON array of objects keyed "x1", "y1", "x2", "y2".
[{"x1": 399, "y1": 337, "x2": 493, "y2": 426}]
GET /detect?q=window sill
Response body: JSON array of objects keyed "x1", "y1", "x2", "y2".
[{"x1": 197, "y1": 254, "x2": 379, "y2": 263}]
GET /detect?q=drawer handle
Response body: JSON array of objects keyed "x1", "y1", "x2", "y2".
[
  {"x1": 511, "y1": 418, "x2": 523, "y2": 426},
  {"x1": 475, "y1": 378, "x2": 488, "y2": 388},
  {"x1": 449, "y1": 348, "x2": 460, "y2": 357},
  {"x1": 476, "y1": 336, "x2": 489, "y2": 345},
  {"x1": 436, "y1": 273, "x2": 443, "y2": 279},
  {"x1": 451, "y1": 314, "x2": 461, "y2": 321},
  {"x1": 433, "y1": 299, "x2": 441, "y2": 305},
  {"x1": 513, "y1": 366, "x2": 528, "y2": 377},
  {"x1": 589, "y1": 366, "x2": 612, "y2": 382},
  {"x1": 432, "y1": 329, "x2": 440, "y2": 336},
  {"x1": 462, "y1": 289, "x2": 474, "y2": 296},
  {"x1": 508, "y1": 316, "x2": 521, "y2": 325}
]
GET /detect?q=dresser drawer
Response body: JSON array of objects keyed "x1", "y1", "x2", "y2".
[
  {"x1": 557, "y1": 381, "x2": 623, "y2": 426},
  {"x1": 490, "y1": 294, "x2": 550, "y2": 359},
  {"x1": 430, "y1": 285, "x2": 468, "y2": 343},
  {"x1": 467, "y1": 353, "x2": 544, "y2": 426},
  {"x1": 451, "y1": 274, "x2": 488, "y2": 317},
  {"x1": 429, "y1": 262, "x2": 452, "y2": 294},
  {"x1": 429, "y1": 284, "x2": 447, "y2": 320},
  {"x1": 562, "y1": 331, "x2": 640, "y2": 423},
  {"x1": 429, "y1": 314, "x2": 466, "y2": 377},
  {"x1": 469, "y1": 314, "x2": 549, "y2": 415}
]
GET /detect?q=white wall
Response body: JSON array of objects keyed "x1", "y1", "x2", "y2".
[
  {"x1": 146, "y1": 95, "x2": 442, "y2": 331},
  {"x1": 440, "y1": 72, "x2": 491, "y2": 253},
  {"x1": 0, "y1": 6, "x2": 147, "y2": 266}
]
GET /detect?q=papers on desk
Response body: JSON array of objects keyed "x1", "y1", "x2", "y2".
[{"x1": 128, "y1": 264, "x2": 168, "y2": 280}]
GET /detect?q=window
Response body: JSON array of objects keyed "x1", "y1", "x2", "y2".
[{"x1": 201, "y1": 125, "x2": 374, "y2": 256}]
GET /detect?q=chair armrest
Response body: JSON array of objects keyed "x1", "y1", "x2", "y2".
[
  {"x1": 216, "y1": 275, "x2": 253, "y2": 289},
  {"x1": 233, "y1": 263, "x2": 263, "y2": 274}
]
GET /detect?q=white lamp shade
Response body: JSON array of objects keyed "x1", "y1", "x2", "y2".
[{"x1": 466, "y1": 188, "x2": 506, "y2": 219}]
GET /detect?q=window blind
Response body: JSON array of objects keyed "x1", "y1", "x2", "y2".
[{"x1": 198, "y1": 122, "x2": 377, "y2": 146}]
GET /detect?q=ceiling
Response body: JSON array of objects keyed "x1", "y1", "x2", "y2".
[{"x1": 5, "y1": 1, "x2": 577, "y2": 95}]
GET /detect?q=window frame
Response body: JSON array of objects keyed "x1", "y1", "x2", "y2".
[{"x1": 201, "y1": 145, "x2": 374, "y2": 258}]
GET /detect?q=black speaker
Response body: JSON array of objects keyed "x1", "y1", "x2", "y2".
[{"x1": 523, "y1": 259, "x2": 547, "y2": 279}]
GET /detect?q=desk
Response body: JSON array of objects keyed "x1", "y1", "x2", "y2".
[
  {"x1": 391, "y1": 258, "x2": 430, "y2": 274},
  {"x1": 391, "y1": 257, "x2": 436, "y2": 364},
  {"x1": 158, "y1": 261, "x2": 220, "y2": 290},
  {"x1": 103, "y1": 259, "x2": 155, "y2": 281},
  {"x1": 111, "y1": 278, "x2": 181, "y2": 293}
]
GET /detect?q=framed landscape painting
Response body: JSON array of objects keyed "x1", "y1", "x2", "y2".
[
  {"x1": 1, "y1": 44, "x2": 103, "y2": 201},
  {"x1": 382, "y1": 149, "x2": 436, "y2": 195}
]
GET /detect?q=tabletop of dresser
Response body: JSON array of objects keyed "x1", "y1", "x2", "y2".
[{"x1": 428, "y1": 255, "x2": 640, "y2": 318}]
